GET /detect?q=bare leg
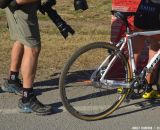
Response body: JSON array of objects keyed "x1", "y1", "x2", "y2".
[
  {"x1": 2, "y1": 41, "x2": 23, "y2": 94},
  {"x1": 132, "y1": 35, "x2": 159, "y2": 84},
  {"x1": 146, "y1": 36, "x2": 160, "y2": 84},
  {"x1": 21, "y1": 46, "x2": 41, "y2": 88},
  {"x1": 131, "y1": 36, "x2": 145, "y2": 70},
  {"x1": 10, "y1": 41, "x2": 24, "y2": 73}
]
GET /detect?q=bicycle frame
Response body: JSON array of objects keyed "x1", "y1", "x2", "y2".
[{"x1": 91, "y1": 30, "x2": 160, "y2": 89}]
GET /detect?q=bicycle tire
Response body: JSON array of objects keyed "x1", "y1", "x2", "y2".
[{"x1": 59, "y1": 42, "x2": 132, "y2": 121}]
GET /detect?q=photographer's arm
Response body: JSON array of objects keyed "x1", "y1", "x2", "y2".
[
  {"x1": 0, "y1": 0, "x2": 39, "y2": 9},
  {"x1": 8, "y1": 0, "x2": 40, "y2": 10},
  {"x1": 16, "y1": 0, "x2": 39, "y2": 5}
]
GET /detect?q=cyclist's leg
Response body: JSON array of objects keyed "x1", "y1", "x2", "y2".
[
  {"x1": 146, "y1": 37, "x2": 159, "y2": 84},
  {"x1": 142, "y1": 35, "x2": 160, "y2": 99},
  {"x1": 157, "y1": 65, "x2": 160, "y2": 92},
  {"x1": 147, "y1": 35, "x2": 160, "y2": 83},
  {"x1": 131, "y1": 35, "x2": 145, "y2": 66},
  {"x1": 118, "y1": 34, "x2": 145, "y2": 95}
]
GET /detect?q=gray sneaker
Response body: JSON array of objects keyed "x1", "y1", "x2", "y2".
[
  {"x1": 18, "y1": 96, "x2": 53, "y2": 115},
  {"x1": 1, "y1": 79, "x2": 23, "y2": 95}
]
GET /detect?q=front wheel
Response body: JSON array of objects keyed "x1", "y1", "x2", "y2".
[{"x1": 59, "y1": 42, "x2": 131, "y2": 121}]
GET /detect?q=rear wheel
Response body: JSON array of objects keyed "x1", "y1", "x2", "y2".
[{"x1": 59, "y1": 42, "x2": 131, "y2": 121}]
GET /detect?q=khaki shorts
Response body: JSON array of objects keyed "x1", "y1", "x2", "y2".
[{"x1": 5, "y1": 4, "x2": 41, "y2": 48}]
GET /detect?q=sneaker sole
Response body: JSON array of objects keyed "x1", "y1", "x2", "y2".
[
  {"x1": 19, "y1": 108, "x2": 53, "y2": 116},
  {"x1": 1, "y1": 86, "x2": 22, "y2": 96}
]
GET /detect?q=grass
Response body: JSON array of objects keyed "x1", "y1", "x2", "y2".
[{"x1": 0, "y1": 0, "x2": 112, "y2": 81}]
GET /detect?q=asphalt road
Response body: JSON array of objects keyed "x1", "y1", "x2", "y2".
[{"x1": 0, "y1": 78, "x2": 160, "y2": 130}]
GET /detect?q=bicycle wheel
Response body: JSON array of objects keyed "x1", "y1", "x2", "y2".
[{"x1": 59, "y1": 42, "x2": 132, "y2": 121}]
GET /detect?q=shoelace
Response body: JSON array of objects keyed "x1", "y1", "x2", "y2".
[
  {"x1": 32, "y1": 96, "x2": 45, "y2": 107},
  {"x1": 7, "y1": 78, "x2": 22, "y2": 87}
]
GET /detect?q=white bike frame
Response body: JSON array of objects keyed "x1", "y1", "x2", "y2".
[{"x1": 91, "y1": 30, "x2": 160, "y2": 88}]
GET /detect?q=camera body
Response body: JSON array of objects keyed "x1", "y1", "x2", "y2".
[
  {"x1": 74, "y1": 0, "x2": 88, "y2": 11},
  {"x1": 40, "y1": 0, "x2": 75, "y2": 38},
  {"x1": 40, "y1": 0, "x2": 88, "y2": 38}
]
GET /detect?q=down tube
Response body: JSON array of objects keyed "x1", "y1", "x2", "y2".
[
  {"x1": 146, "y1": 49, "x2": 160, "y2": 70},
  {"x1": 100, "y1": 51, "x2": 130, "y2": 88}
]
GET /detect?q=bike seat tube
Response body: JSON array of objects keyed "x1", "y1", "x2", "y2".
[{"x1": 127, "y1": 36, "x2": 137, "y2": 78}]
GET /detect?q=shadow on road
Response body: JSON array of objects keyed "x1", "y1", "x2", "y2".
[
  {"x1": 33, "y1": 69, "x2": 95, "y2": 95},
  {"x1": 33, "y1": 71, "x2": 160, "y2": 118},
  {"x1": 33, "y1": 72, "x2": 60, "y2": 95},
  {"x1": 106, "y1": 99, "x2": 160, "y2": 119}
]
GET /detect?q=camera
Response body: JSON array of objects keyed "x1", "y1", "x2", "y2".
[
  {"x1": 40, "y1": 0, "x2": 75, "y2": 39},
  {"x1": 40, "y1": 0, "x2": 88, "y2": 38},
  {"x1": 74, "y1": 0, "x2": 88, "y2": 11}
]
